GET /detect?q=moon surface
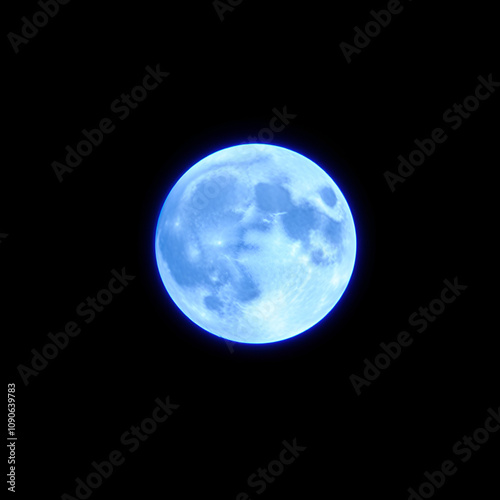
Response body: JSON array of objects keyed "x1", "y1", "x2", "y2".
[{"x1": 155, "y1": 144, "x2": 356, "y2": 344}]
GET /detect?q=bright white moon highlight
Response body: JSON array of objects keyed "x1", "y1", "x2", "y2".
[{"x1": 155, "y1": 144, "x2": 356, "y2": 344}]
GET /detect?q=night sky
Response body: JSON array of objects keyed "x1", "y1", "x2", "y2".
[{"x1": 4, "y1": 1, "x2": 498, "y2": 498}]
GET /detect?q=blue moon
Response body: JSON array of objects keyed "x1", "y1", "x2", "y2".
[{"x1": 155, "y1": 144, "x2": 357, "y2": 344}]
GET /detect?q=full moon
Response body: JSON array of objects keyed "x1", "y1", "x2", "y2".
[{"x1": 155, "y1": 144, "x2": 356, "y2": 344}]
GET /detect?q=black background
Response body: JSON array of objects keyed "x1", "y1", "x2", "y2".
[{"x1": 4, "y1": 0, "x2": 498, "y2": 498}]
